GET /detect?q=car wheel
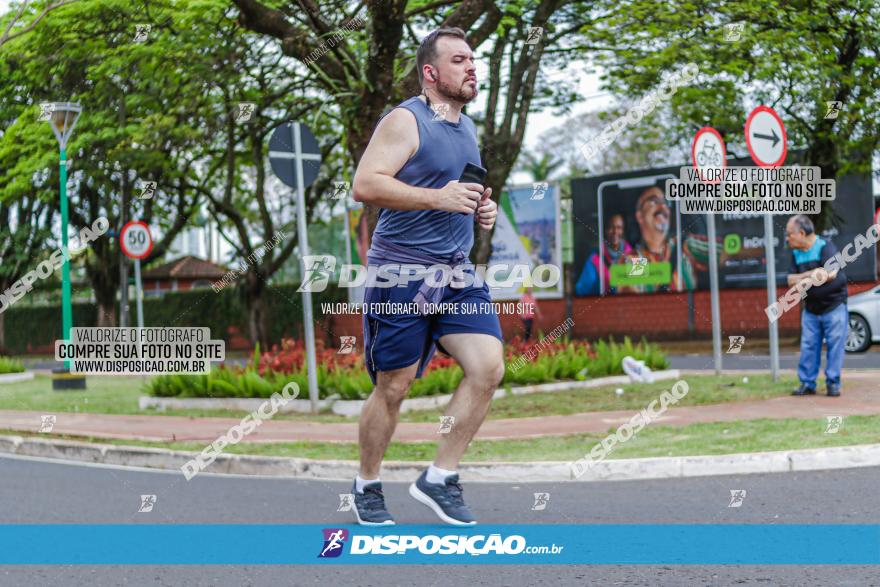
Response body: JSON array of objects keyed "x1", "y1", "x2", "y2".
[{"x1": 846, "y1": 313, "x2": 871, "y2": 353}]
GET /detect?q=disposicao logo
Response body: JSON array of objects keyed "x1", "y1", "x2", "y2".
[
  {"x1": 316, "y1": 530, "x2": 564, "y2": 557},
  {"x1": 318, "y1": 528, "x2": 348, "y2": 558}
]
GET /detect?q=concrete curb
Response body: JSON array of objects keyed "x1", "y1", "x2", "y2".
[
  {"x1": 138, "y1": 395, "x2": 340, "y2": 414},
  {"x1": 0, "y1": 371, "x2": 35, "y2": 384},
  {"x1": 138, "y1": 369, "x2": 682, "y2": 416},
  {"x1": 1, "y1": 434, "x2": 877, "y2": 482}
]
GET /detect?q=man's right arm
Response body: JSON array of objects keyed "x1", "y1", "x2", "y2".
[
  {"x1": 352, "y1": 107, "x2": 482, "y2": 213},
  {"x1": 786, "y1": 252, "x2": 805, "y2": 286}
]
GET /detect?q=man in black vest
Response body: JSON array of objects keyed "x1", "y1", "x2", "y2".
[{"x1": 785, "y1": 215, "x2": 848, "y2": 397}]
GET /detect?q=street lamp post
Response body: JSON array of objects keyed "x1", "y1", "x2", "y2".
[{"x1": 49, "y1": 102, "x2": 86, "y2": 390}]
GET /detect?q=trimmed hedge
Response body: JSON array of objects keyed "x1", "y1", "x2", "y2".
[
  {"x1": 2, "y1": 302, "x2": 99, "y2": 354},
  {"x1": 0, "y1": 282, "x2": 346, "y2": 354}
]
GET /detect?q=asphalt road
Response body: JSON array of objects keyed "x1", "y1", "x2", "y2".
[
  {"x1": 669, "y1": 351, "x2": 880, "y2": 371},
  {"x1": 1, "y1": 454, "x2": 877, "y2": 586}
]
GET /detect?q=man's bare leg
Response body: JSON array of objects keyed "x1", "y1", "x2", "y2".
[
  {"x1": 358, "y1": 361, "x2": 419, "y2": 479},
  {"x1": 433, "y1": 333, "x2": 505, "y2": 470}
]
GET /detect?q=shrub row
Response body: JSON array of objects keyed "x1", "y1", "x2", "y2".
[
  {"x1": 145, "y1": 336, "x2": 669, "y2": 401},
  {"x1": 0, "y1": 356, "x2": 25, "y2": 374}
]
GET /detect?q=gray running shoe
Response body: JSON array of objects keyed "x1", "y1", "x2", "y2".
[
  {"x1": 409, "y1": 470, "x2": 477, "y2": 526},
  {"x1": 352, "y1": 480, "x2": 395, "y2": 526}
]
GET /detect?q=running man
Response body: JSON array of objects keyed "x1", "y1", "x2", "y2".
[
  {"x1": 350, "y1": 27, "x2": 503, "y2": 526},
  {"x1": 320, "y1": 530, "x2": 346, "y2": 557}
]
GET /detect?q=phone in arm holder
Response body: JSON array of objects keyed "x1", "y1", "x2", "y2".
[
  {"x1": 459, "y1": 162, "x2": 488, "y2": 222},
  {"x1": 459, "y1": 162, "x2": 487, "y2": 186},
  {"x1": 447, "y1": 162, "x2": 488, "y2": 256}
]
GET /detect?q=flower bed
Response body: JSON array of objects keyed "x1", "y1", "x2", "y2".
[{"x1": 145, "y1": 337, "x2": 668, "y2": 401}]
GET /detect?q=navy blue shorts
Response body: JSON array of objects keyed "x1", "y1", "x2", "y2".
[{"x1": 362, "y1": 277, "x2": 503, "y2": 384}]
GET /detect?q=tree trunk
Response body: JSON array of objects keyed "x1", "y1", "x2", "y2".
[
  {"x1": 807, "y1": 137, "x2": 839, "y2": 232},
  {"x1": 95, "y1": 290, "x2": 118, "y2": 327},
  {"x1": 92, "y1": 269, "x2": 119, "y2": 327},
  {"x1": 246, "y1": 274, "x2": 268, "y2": 348},
  {"x1": 96, "y1": 301, "x2": 117, "y2": 327},
  {"x1": 470, "y1": 162, "x2": 511, "y2": 265}
]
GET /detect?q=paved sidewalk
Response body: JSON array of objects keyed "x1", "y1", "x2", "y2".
[{"x1": 1, "y1": 371, "x2": 877, "y2": 445}]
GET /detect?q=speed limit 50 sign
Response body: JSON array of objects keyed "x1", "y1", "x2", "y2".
[{"x1": 120, "y1": 220, "x2": 153, "y2": 260}]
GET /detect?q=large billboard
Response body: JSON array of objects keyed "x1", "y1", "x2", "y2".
[
  {"x1": 489, "y1": 183, "x2": 563, "y2": 300},
  {"x1": 571, "y1": 157, "x2": 875, "y2": 296}
]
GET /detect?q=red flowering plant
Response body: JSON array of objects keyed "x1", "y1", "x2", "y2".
[
  {"x1": 260, "y1": 337, "x2": 464, "y2": 374},
  {"x1": 258, "y1": 337, "x2": 363, "y2": 375},
  {"x1": 146, "y1": 334, "x2": 665, "y2": 402},
  {"x1": 257, "y1": 335, "x2": 602, "y2": 386},
  {"x1": 425, "y1": 348, "x2": 456, "y2": 372},
  {"x1": 249, "y1": 337, "x2": 373, "y2": 400}
]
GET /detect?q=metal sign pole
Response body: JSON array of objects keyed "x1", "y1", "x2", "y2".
[
  {"x1": 691, "y1": 128, "x2": 728, "y2": 374},
  {"x1": 676, "y1": 205, "x2": 683, "y2": 291},
  {"x1": 764, "y1": 214, "x2": 780, "y2": 381},
  {"x1": 706, "y1": 214, "x2": 722, "y2": 374},
  {"x1": 294, "y1": 123, "x2": 321, "y2": 413},
  {"x1": 120, "y1": 259, "x2": 129, "y2": 327},
  {"x1": 597, "y1": 190, "x2": 605, "y2": 295},
  {"x1": 134, "y1": 258, "x2": 144, "y2": 329}
]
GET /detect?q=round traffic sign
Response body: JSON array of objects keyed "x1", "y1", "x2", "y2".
[
  {"x1": 745, "y1": 105, "x2": 787, "y2": 168},
  {"x1": 269, "y1": 122, "x2": 321, "y2": 189},
  {"x1": 691, "y1": 126, "x2": 727, "y2": 183},
  {"x1": 120, "y1": 220, "x2": 153, "y2": 260}
]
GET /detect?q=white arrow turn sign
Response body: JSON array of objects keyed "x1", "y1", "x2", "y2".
[{"x1": 745, "y1": 105, "x2": 787, "y2": 168}]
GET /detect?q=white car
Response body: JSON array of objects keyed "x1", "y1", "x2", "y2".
[{"x1": 846, "y1": 284, "x2": 880, "y2": 353}]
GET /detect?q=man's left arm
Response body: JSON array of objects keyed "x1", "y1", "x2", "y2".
[
  {"x1": 476, "y1": 190, "x2": 497, "y2": 230},
  {"x1": 787, "y1": 271, "x2": 812, "y2": 287},
  {"x1": 786, "y1": 242, "x2": 840, "y2": 287},
  {"x1": 787, "y1": 268, "x2": 835, "y2": 287}
]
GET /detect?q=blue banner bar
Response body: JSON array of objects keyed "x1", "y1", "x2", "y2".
[{"x1": 0, "y1": 525, "x2": 877, "y2": 565}]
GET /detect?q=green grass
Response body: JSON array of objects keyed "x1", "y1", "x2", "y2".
[
  {"x1": 0, "y1": 374, "x2": 796, "y2": 424},
  {"x1": 0, "y1": 375, "x2": 147, "y2": 414},
  {"x1": 0, "y1": 374, "x2": 334, "y2": 420},
  {"x1": 441, "y1": 373, "x2": 795, "y2": 424},
  {"x1": 0, "y1": 357, "x2": 25, "y2": 374},
  {"x1": 5, "y1": 414, "x2": 879, "y2": 462}
]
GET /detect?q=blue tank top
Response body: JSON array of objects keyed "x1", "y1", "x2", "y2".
[{"x1": 372, "y1": 96, "x2": 482, "y2": 260}]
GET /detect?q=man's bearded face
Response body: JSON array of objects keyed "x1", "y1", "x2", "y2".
[{"x1": 430, "y1": 37, "x2": 477, "y2": 104}]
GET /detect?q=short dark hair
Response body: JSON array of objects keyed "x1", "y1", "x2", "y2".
[
  {"x1": 416, "y1": 27, "x2": 467, "y2": 87},
  {"x1": 790, "y1": 214, "x2": 815, "y2": 235}
]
